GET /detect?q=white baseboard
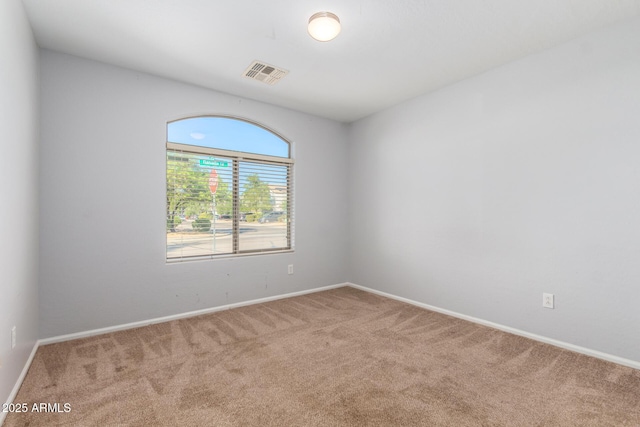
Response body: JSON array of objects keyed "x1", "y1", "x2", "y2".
[
  {"x1": 347, "y1": 282, "x2": 640, "y2": 371},
  {"x1": 5, "y1": 280, "x2": 636, "y2": 425},
  {"x1": 39, "y1": 283, "x2": 348, "y2": 346},
  {"x1": 1, "y1": 341, "x2": 39, "y2": 427},
  {"x1": 3, "y1": 283, "x2": 348, "y2": 424}
]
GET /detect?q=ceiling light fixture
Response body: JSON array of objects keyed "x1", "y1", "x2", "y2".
[{"x1": 308, "y1": 12, "x2": 341, "y2": 42}]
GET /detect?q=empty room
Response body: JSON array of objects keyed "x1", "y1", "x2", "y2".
[{"x1": 2, "y1": 0, "x2": 639, "y2": 425}]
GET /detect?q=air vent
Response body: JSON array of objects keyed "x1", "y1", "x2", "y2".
[{"x1": 243, "y1": 60, "x2": 289, "y2": 85}]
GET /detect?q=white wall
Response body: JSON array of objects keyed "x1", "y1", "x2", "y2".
[
  {"x1": 348, "y1": 17, "x2": 640, "y2": 362},
  {"x1": 39, "y1": 51, "x2": 350, "y2": 338},
  {"x1": 0, "y1": 0, "x2": 40, "y2": 409}
]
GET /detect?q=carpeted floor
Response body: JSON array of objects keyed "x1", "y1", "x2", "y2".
[{"x1": 4, "y1": 286, "x2": 640, "y2": 426}]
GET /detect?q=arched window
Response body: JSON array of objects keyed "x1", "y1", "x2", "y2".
[{"x1": 166, "y1": 116, "x2": 293, "y2": 261}]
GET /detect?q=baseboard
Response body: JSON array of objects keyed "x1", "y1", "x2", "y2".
[
  {"x1": 347, "y1": 283, "x2": 640, "y2": 371},
  {"x1": 12, "y1": 279, "x2": 636, "y2": 425},
  {"x1": 3, "y1": 282, "x2": 349, "y2": 424},
  {"x1": 39, "y1": 283, "x2": 348, "y2": 346},
  {"x1": 1, "y1": 341, "x2": 39, "y2": 427}
]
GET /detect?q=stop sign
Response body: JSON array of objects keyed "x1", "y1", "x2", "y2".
[{"x1": 209, "y1": 169, "x2": 218, "y2": 194}]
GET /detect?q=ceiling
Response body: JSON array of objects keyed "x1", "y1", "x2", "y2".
[{"x1": 21, "y1": 0, "x2": 640, "y2": 123}]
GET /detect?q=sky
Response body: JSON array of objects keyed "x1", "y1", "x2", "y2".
[
  {"x1": 167, "y1": 116, "x2": 289, "y2": 158},
  {"x1": 167, "y1": 117, "x2": 290, "y2": 188}
]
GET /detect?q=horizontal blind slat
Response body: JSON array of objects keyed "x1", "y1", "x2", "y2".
[{"x1": 167, "y1": 144, "x2": 294, "y2": 260}]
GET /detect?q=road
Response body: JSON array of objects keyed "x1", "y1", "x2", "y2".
[{"x1": 167, "y1": 219, "x2": 288, "y2": 258}]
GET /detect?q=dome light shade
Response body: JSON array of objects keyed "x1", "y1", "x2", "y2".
[{"x1": 308, "y1": 12, "x2": 341, "y2": 42}]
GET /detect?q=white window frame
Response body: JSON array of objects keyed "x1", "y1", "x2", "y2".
[{"x1": 166, "y1": 117, "x2": 294, "y2": 262}]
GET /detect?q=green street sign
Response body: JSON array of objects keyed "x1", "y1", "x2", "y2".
[{"x1": 200, "y1": 159, "x2": 228, "y2": 168}]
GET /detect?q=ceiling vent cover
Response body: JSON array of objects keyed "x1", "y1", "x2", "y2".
[{"x1": 243, "y1": 60, "x2": 289, "y2": 85}]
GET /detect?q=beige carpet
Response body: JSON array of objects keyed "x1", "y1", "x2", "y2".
[{"x1": 5, "y1": 287, "x2": 640, "y2": 426}]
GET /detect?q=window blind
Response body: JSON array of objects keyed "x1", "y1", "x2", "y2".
[{"x1": 166, "y1": 145, "x2": 293, "y2": 261}]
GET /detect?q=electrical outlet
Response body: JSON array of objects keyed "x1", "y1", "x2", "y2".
[
  {"x1": 11, "y1": 326, "x2": 16, "y2": 349},
  {"x1": 543, "y1": 293, "x2": 554, "y2": 309},
  {"x1": 288, "y1": 264, "x2": 293, "y2": 275}
]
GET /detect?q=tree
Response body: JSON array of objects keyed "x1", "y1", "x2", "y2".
[
  {"x1": 214, "y1": 178, "x2": 232, "y2": 216},
  {"x1": 166, "y1": 157, "x2": 211, "y2": 231},
  {"x1": 240, "y1": 174, "x2": 272, "y2": 215}
]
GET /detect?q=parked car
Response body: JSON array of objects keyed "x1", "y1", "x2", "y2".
[{"x1": 259, "y1": 212, "x2": 284, "y2": 223}]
